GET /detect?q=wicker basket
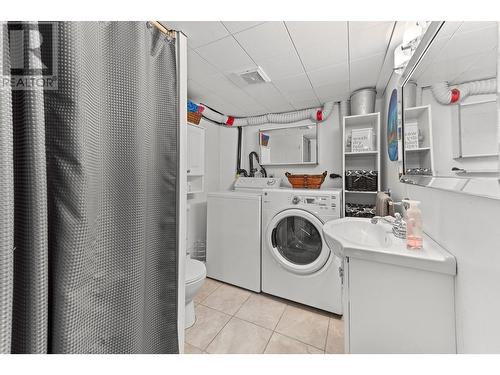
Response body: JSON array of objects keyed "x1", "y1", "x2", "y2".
[
  {"x1": 345, "y1": 170, "x2": 378, "y2": 191},
  {"x1": 345, "y1": 203, "x2": 376, "y2": 218},
  {"x1": 187, "y1": 111, "x2": 202, "y2": 125},
  {"x1": 285, "y1": 171, "x2": 327, "y2": 189}
]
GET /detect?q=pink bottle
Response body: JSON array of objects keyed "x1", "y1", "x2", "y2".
[{"x1": 403, "y1": 200, "x2": 423, "y2": 250}]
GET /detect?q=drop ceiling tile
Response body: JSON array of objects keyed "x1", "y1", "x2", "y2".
[
  {"x1": 195, "y1": 36, "x2": 256, "y2": 73},
  {"x1": 436, "y1": 24, "x2": 497, "y2": 63},
  {"x1": 286, "y1": 21, "x2": 348, "y2": 71},
  {"x1": 162, "y1": 21, "x2": 229, "y2": 48},
  {"x1": 314, "y1": 81, "x2": 350, "y2": 103},
  {"x1": 437, "y1": 22, "x2": 462, "y2": 40},
  {"x1": 349, "y1": 53, "x2": 385, "y2": 92},
  {"x1": 222, "y1": 21, "x2": 266, "y2": 34},
  {"x1": 258, "y1": 58, "x2": 304, "y2": 81},
  {"x1": 273, "y1": 73, "x2": 319, "y2": 106},
  {"x1": 452, "y1": 48, "x2": 497, "y2": 84},
  {"x1": 286, "y1": 87, "x2": 320, "y2": 104},
  {"x1": 456, "y1": 21, "x2": 498, "y2": 34},
  {"x1": 188, "y1": 79, "x2": 251, "y2": 116},
  {"x1": 411, "y1": 37, "x2": 449, "y2": 81},
  {"x1": 273, "y1": 73, "x2": 313, "y2": 94},
  {"x1": 242, "y1": 83, "x2": 294, "y2": 112},
  {"x1": 234, "y1": 21, "x2": 304, "y2": 80},
  {"x1": 187, "y1": 49, "x2": 219, "y2": 82},
  {"x1": 290, "y1": 97, "x2": 321, "y2": 110},
  {"x1": 349, "y1": 22, "x2": 394, "y2": 60},
  {"x1": 307, "y1": 63, "x2": 349, "y2": 88}
]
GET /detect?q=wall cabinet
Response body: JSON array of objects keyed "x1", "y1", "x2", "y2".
[{"x1": 187, "y1": 123, "x2": 205, "y2": 194}]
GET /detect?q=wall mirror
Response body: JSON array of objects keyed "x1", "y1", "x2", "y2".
[
  {"x1": 400, "y1": 21, "x2": 500, "y2": 199},
  {"x1": 259, "y1": 123, "x2": 318, "y2": 166}
]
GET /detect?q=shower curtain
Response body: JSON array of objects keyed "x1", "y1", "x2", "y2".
[{"x1": 0, "y1": 22, "x2": 179, "y2": 354}]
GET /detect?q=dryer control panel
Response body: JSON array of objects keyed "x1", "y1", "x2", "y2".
[
  {"x1": 289, "y1": 193, "x2": 339, "y2": 212},
  {"x1": 263, "y1": 188, "x2": 342, "y2": 220}
]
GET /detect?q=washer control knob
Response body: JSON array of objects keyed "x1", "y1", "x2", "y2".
[{"x1": 292, "y1": 196, "x2": 300, "y2": 204}]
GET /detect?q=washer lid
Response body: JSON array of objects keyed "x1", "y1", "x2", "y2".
[{"x1": 186, "y1": 258, "x2": 206, "y2": 284}]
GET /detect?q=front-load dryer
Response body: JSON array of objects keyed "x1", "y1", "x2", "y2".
[{"x1": 262, "y1": 188, "x2": 343, "y2": 314}]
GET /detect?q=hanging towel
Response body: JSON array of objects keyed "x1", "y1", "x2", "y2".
[{"x1": 375, "y1": 192, "x2": 394, "y2": 217}]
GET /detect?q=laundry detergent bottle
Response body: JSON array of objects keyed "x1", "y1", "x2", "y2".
[{"x1": 403, "y1": 199, "x2": 423, "y2": 250}]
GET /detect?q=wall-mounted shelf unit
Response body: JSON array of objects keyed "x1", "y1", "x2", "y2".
[
  {"x1": 403, "y1": 105, "x2": 434, "y2": 174},
  {"x1": 342, "y1": 112, "x2": 381, "y2": 217},
  {"x1": 187, "y1": 122, "x2": 205, "y2": 194}
]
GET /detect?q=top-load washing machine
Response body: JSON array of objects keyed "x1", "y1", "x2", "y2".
[
  {"x1": 206, "y1": 177, "x2": 281, "y2": 292},
  {"x1": 262, "y1": 188, "x2": 343, "y2": 314}
]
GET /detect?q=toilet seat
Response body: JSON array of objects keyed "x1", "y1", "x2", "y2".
[{"x1": 185, "y1": 258, "x2": 206, "y2": 285}]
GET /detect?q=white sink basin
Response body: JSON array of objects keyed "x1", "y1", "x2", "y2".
[
  {"x1": 323, "y1": 217, "x2": 456, "y2": 275},
  {"x1": 323, "y1": 218, "x2": 392, "y2": 258}
]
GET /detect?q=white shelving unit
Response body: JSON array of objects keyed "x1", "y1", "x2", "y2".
[
  {"x1": 403, "y1": 105, "x2": 434, "y2": 175},
  {"x1": 187, "y1": 122, "x2": 205, "y2": 194},
  {"x1": 342, "y1": 112, "x2": 381, "y2": 217}
]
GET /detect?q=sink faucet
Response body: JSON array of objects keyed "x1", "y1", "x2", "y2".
[
  {"x1": 371, "y1": 213, "x2": 406, "y2": 239},
  {"x1": 370, "y1": 216, "x2": 395, "y2": 225},
  {"x1": 371, "y1": 198, "x2": 409, "y2": 238}
]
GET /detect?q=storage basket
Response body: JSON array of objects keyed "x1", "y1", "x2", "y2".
[
  {"x1": 345, "y1": 203, "x2": 376, "y2": 218},
  {"x1": 285, "y1": 171, "x2": 327, "y2": 189},
  {"x1": 187, "y1": 111, "x2": 202, "y2": 125},
  {"x1": 345, "y1": 170, "x2": 378, "y2": 191}
]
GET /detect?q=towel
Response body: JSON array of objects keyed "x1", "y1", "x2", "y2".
[{"x1": 375, "y1": 192, "x2": 394, "y2": 217}]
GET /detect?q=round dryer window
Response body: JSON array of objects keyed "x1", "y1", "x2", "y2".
[
  {"x1": 267, "y1": 209, "x2": 331, "y2": 274},
  {"x1": 274, "y1": 216, "x2": 322, "y2": 265}
]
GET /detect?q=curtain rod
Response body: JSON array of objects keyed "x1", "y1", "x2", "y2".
[{"x1": 149, "y1": 21, "x2": 177, "y2": 39}]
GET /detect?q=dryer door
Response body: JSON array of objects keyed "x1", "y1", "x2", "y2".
[{"x1": 266, "y1": 209, "x2": 330, "y2": 275}]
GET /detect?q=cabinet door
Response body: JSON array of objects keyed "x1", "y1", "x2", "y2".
[{"x1": 187, "y1": 124, "x2": 205, "y2": 176}]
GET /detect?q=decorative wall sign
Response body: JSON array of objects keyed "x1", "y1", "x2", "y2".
[{"x1": 387, "y1": 88, "x2": 399, "y2": 161}]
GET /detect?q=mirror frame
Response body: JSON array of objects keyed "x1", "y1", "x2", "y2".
[
  {"x1": 258, "y1": 122, "x2": 319, "y2": 166},
  {"x1": 399, "y1": 21, "x2": 500, "y2": 199}
]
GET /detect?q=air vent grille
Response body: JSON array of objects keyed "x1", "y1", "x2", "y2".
[{"x1": 238, "y1": 67, "x2": 271, "y2": 85}]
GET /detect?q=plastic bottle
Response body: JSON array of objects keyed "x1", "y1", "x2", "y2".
[{"x1": 403, "y1": 199, "x2": 423, "y2": 249}]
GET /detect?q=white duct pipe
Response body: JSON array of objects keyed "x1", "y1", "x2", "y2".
[
  {"x1": 431, "y1": 78, "x2": 497, "y2": 105},
  {"x1": 199, "y1": 101, "x2": 335, "y2": 127}
]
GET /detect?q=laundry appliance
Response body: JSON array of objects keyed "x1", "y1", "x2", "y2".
[
  {"x1": 262, "y1": 188, "x2": 343, "y2": 314},
  {"x1": 206, "y1": 177, "x2": 281, "y2": 292}
]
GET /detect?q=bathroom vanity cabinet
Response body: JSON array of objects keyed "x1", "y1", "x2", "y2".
[{"x1": 342, "y1": 235, "x2": 457, "y2": 353}]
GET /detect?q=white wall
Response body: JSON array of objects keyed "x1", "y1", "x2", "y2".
[
  {"x1": 240, "y1": 103, "x2": 343, "y2": 190},
  {"x1": 381, "y1": 72, "x2": 500, "y2": 353},
  {"x1": 186, "y1": 119, "x2": 237, "y2": 254}
]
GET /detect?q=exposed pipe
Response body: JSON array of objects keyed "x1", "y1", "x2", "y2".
[
  {"x1": 431, "y1": 78, "x2": 497, "y2": 105},
  {"x1": 236, "y1": 127, "x2": 248, "y2": 177},
  {"x1": 197, "y1": 101, "x2": 335, "y2": 127}
]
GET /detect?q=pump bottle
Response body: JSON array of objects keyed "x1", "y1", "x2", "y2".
[{"x1": 402, "y1": 199, "x2": 423, "y2": 249}]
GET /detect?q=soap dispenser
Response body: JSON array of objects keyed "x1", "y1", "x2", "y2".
[{"x1": 402, "y1": 199, "x2": 423, "y2": 249}]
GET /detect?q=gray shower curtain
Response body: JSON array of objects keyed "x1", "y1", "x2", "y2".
[{"x1": 0, "y1": 22, "x2": 179, "y2": 354}]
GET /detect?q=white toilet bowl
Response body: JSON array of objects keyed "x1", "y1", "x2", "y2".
[{"x1": 185, "y1": 257, "x2": 207, "y2": 328}]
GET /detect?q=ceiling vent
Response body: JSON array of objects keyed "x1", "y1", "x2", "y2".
[{"x1": 238, "y1": 67, "x2": 271, "y2": 84}]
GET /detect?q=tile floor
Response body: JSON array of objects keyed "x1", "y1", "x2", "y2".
[{"x1": 184, "y1": 278, "x2": 345, "y2": 354}]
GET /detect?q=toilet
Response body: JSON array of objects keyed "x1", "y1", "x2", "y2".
[{"x1": 185, "y1": 256, "x2": 207, "y2": 328}]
